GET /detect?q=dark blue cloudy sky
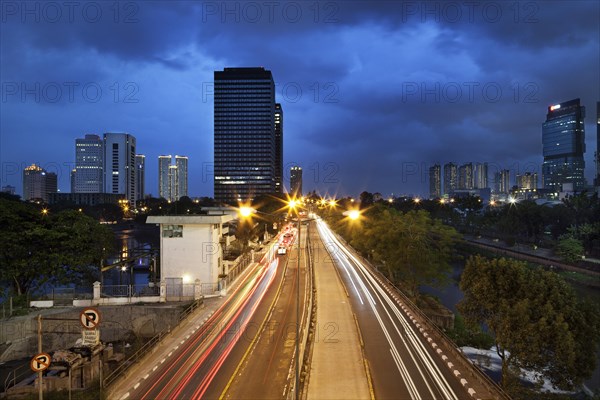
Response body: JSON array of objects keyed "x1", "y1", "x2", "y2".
[{"x1": 1, "y1": 1, "x2": 599, "y2": 198}]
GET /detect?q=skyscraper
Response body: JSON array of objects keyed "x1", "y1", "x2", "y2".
[
  {"x1": 175, "y1": 156, "x2": 188, "y2": 199},
  {"x1": 214, "y1": 67, "x2": 279, "y2": 203},
  {"x1": 429, "y1": 164, "x2": 441, "y2": 198},
  {"x1": 494, "y1": 169, "x2": 511, "y2": 194},
  {"x1": 158, "y1": 155, "x2": 188, "y2": 202},
  {"x1": 74, "y1": 134, "x2": 104, "y2": 193},
  {"x1": 458, "y1": 163, "x2": 474, "y2": 190},
  {"x1": 443, "y1": 162, "x2": 457, "y2": 196},
  {"x1": 22, "y1": 164, "x2": 57, "y2": 202},
  {"x1": 274, "y1": 103, "x2": 283, "y2": 194},
  {"x1": 542, "y1": 98, "x2": 586, "y2": 192},
  {"x1": 290, "y1": 166, "x2": 302, "y2": 197},
  {"x1": 158, "y1": 155, "x2": 171, "y2": 200},
  {"x1": 475, "y1": 163, "x2": 488, "y2": 189},
  {"x1": 103, "y1": 133, "x2": 137, "y2": 206},
  {"x1": 136, "y1": 154, "x2": 145, "y2": 200}
]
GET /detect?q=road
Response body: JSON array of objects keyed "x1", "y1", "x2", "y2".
[
  {"x1": 315, "y1": 218, "x2": 498, "y2": 400},
  {"x1": 124, "y1": 230, "x2": 295, "y2": 400},
  {"x1": 221, "y1": 224, "x2": 308, "y2": 399}
]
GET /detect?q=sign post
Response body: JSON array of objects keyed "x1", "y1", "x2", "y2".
[{"x1": 79, "y1": 308, "x2": 101, "y2": 329}]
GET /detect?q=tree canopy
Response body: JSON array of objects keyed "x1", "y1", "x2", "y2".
[
  {"x1": 0, "y1": 198, "x2": 114, "y2": 295},
  {"x1": 458, "y1": 255, "x2": 600, "y2": 392},
  {"x1": 334, "y1": 204, "x2": 460, "y2": 297}
]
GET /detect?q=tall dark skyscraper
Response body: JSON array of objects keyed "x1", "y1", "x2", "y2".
[
  {"x1": 429, "y1": 164, "x2": 441, "y2": 198},
  {"x1": 542, "y1": 98, "x2": 586, "y2": 192},
  {"x1": 274, "y1": 103, "x2": 283, "y2": 194},
  {"x1": 214, "y1": 67, "x2": 280, "y2": 204}
]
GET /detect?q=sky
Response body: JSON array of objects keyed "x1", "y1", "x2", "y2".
[{"x1": 1, "y1": 0, "x2": 599, "y2": 199}]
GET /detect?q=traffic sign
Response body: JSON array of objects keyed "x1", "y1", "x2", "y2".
[
  {"x1": 30, "y1": 353, "x2": 51, "y2": 372},
  {"x1": 80, "y1": 308, "x2": 101, "y2": 329}
]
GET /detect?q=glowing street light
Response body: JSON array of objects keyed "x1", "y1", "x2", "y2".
[
  {"x1": 239, "y1": 206, "x2": 255, "y2": 218},
  {"x1": 413, "y1": 198, "x2": 421, "y2": 204},
  {"x1": 41, "y1": 208, "x2": 48, "y2": 215}
]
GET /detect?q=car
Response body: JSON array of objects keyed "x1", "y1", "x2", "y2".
[{"x1": 277, "y1": 246, "x2": 287, "y2": 255}]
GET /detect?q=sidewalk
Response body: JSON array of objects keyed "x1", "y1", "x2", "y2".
[{"x1": 306, "y1": 225, "x2": 371, "y2": 399}]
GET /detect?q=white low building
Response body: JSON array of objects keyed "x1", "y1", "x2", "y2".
[{"x1": 146, "y1": 211, "x2": 237, "y2": 292}]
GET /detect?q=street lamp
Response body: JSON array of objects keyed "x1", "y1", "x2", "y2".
[{"x1": 285, "y1": 198, "x2": 302, "y2": 400}]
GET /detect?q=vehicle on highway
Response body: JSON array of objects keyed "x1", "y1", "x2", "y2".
[{"x1": 277, "y1": 246, "x2": 287, "y2": 255}]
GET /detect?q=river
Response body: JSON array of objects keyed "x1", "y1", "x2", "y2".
[{"x1": 421, "y1": 261, "x2": 600, "y2": 393}]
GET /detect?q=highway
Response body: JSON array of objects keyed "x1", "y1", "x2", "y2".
[
  {"x1": 315, "y1": 218, "x2": 480, "y2": 400},
  {"x1": 221, "y1": 224, "x2": 308, "y2": 399},
  {"x1": 124, "y1": 229, "x2": 295, "y2": 400}
]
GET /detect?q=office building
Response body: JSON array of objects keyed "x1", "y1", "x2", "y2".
[
  {"x1": 136, "y1": 154, "x2": 145, "y2": 200},
  {"x1": 542, "y1": 98, "x2": 586, "y2": 192},
  {"x1": 443, "y1": 162, "x2": 457, "y2": 196},
  {"x1": 274, "y1": 103, "x2": 283, "y2": 194},
  {"x1": 22, "y1": 164, "x2": 57, "y2": 202},
  {"x1": 516, "y1": 172, "x2": 538, "y2": 190},
  {"x1": 159, "y1": 155, "x2": 188, "y2": 202},
  {"x1": 458, "y1": 163, "x2": 474, "y2": 190},
  {"x1": 74, "y1": 134, "x2": 104, "y2": 193},
  {"x1": 49, "y1": 192, "x2": 125, "y2": 206},
  {"x1": 475, "y1": 163, "x2": 488, "y2": 189},
  {"x1": 429, "y1": 164, "x2": 441, "y2": 198},
  {"x1": 103, "y1": 133, "x2": 136, "y2": 206},
  {"x1": 290, "y1": 166, "x2": 302, "y2": 197},
  {"x1": 70, "y1": 169, "x2": 76, "y2": 192},
  {"x1": 214, "y1": 67, "x2": 279, "y2": 203}
]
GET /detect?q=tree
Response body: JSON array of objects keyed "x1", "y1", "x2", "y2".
[
  {"x1": 555, "y1": 236, "x2": 584, "y2": 263},
  {"x1": 344, "y1": 205, "x2": 460, "y2": 297},
  {"x1": 0, "y1": 198, "x2": 114, "y2": 295},
  {"x1": 459, "y1": 255, "x2": 600, "y2": 392}
]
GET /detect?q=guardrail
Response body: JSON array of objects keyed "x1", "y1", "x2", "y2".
[{"x1": 347, "y1": 242, "x2": 512, "y2": 399}]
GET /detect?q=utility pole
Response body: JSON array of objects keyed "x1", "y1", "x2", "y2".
[{"x1": 38, "y1": 315, "x2": 43, "y2": 400}]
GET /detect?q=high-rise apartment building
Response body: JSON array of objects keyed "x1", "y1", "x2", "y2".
[
  {"x1": 158, "y1": 155, "x2": 188, "y2": 202},
  {"x1": 104, "y1": 133, "x2": 137, "y2": 206},
  {"x1": 494, "y1": 169, "x2": 511, "y2": 194},
  {"x1": 274, "y1": 103, "x2": 283, "y2": 194},
  {"x1": 429, "y1": 164, "x2": 441, "y2": 198},
  {"x1": 516, "y1": 172, "x2": 538, "y2": 190},
  {"x1": 136, "y1": 154, "x2": 145, "y2": 200},
  {"x1": 22, "y1": 164, "x2": 57, "y2": 202},
  {"x1": 290, "y1": 166, "x2": 302, "y2": 197},
  {"x1": 443, "y1": 162, "x2": 457, "y2": 196},
  {"x1": 475, "y1": 163, "x2": 488, "y2": 189},
  {"x1": 214, "y1": 67, "x2": 279, "y2": 203},
  {"x1": 458, "y1": 163, "x2": 474, "y2": 190},
  {"x1": 542, "y1": 99, "x2": 586, "y2": 192},
  {"x1": 74, "y1": 134, "x2": 104, "y2": 193}
]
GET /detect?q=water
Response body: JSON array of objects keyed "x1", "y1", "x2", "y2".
[
  {"x1": 102, "y1": 223, "x2": 160, "y2": 286},
  {"x1": 421, "y1": 262, "x2": 600, "y2": 393}
]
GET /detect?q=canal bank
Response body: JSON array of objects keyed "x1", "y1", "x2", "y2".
[{"x1": 421, "y1": 252, "x2": 600, "y2": 394}]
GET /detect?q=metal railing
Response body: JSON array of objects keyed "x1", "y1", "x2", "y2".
[{"x1": 101, "y1": 284, "x2": 160, "y2": 298}]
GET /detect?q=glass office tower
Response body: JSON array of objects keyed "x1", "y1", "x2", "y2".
[{"x1": 542, "y1": 98, "x2": 586, "y2": 192}]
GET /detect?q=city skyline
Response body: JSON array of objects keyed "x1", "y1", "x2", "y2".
[{"x1": 1, "y1": 2, "x2": 598, "y2": 198}]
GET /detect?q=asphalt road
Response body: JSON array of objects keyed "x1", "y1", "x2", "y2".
[
  {"x1": 222, "y1": 224, "x2": 308, "y2": 400},
  {"x1": 127, "y1": 232, "x2": 292, "y2": 400},
  {"x1": 316, "y1": 219, "x2": 476, "y2": 400}
]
